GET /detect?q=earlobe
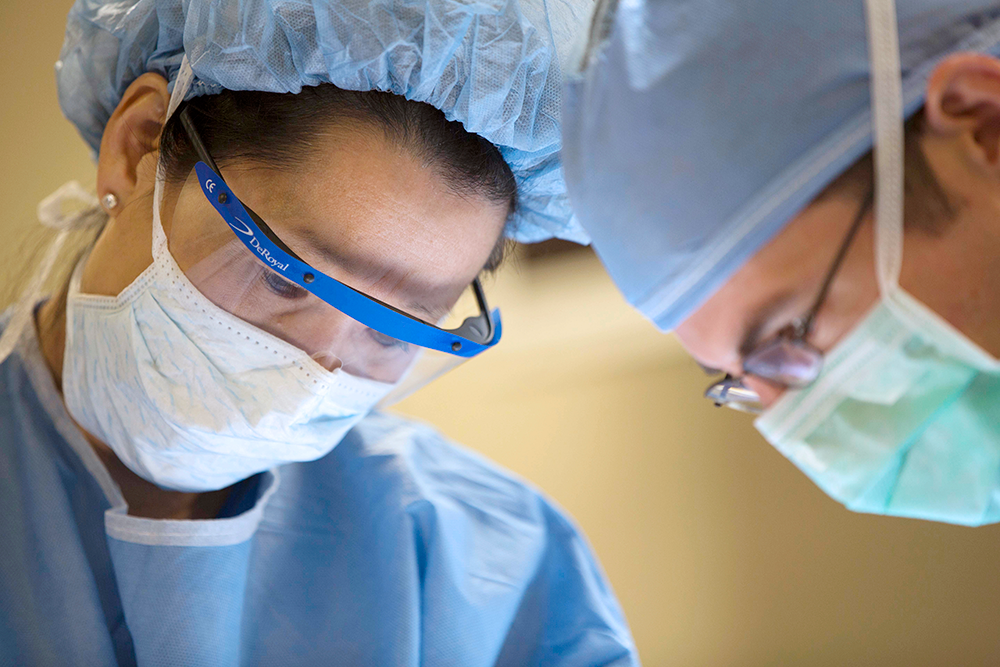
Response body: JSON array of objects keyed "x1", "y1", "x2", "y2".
[
  {"x1": 96, "y1": 73, "x2": 170, "y2": 213},
  {"x1": 924, "y1": 53, "x2": 1000, "y2": 167}
]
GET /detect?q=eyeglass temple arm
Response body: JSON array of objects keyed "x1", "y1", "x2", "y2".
[
  {"x1": 179, "y1": 106, "x2": 309, "y2": 263},
  {"x1": 798, "y1": 188, "x2": 876, "y2": 335},
  {"x1": 451, "y1": 279, "x2": 495, "y2": 342},
  {"x1": 179, "y1": 105, "x2": 498, "y2": 345},
  {"x1": 179, "y1": 107, "x2": 222, "y2": 175}
]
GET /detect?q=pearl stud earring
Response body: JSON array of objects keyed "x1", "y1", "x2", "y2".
[{"x1": 102, "y1": 193, "x2": 119, "y2": 210}]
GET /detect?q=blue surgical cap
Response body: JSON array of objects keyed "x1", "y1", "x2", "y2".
[
  {"x1": 563, "y1": 0, "x2": 1000, "y2": 330},
  {"x1": 56, "y1": 0, "x2": 594, "y2": 243}
]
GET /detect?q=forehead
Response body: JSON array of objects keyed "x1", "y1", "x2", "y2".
[{"x1": 213, "y1": 124, "x2": 507, "y2": 300}]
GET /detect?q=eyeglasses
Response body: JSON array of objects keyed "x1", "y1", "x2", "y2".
[
  {"x1": 704, "y1": 188, "x2": 875, "y2": 414},
  {"x1": 177, "y1": 105, "x2": 500, "y2": 359}
]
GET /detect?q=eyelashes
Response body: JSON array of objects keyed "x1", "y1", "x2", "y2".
[
  {"x1": 260, "y1": 269, "x2": 309, "y2": 300},
  {"x1": 367, "y1": 328, "x2": 410, "y2": 352},
  {"x1": 697, "y1": 362, "x2": 723, "y2": 376},
  {"x1": 259, "y1": 267, "x2": 410, "y2": 353}
]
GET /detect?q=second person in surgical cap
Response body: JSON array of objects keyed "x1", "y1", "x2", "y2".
[{"x1": 564, "y1": 0, "x2": 1000, "y2": 526}]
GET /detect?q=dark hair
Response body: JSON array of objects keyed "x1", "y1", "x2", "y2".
[
  {"x1": 159, "y1": 86, "x2": 516, "y2": 270},
  {"x1": 818, "y1": 110, "x2": 956, "y2": 234}
]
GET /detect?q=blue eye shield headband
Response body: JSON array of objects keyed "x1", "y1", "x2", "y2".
[{"x1": 181, "y1": 109, "x2": 501, "y2": 358}]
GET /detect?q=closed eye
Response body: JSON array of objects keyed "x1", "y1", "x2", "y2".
[
  {"x1": 367, "y1": 328, "x2": 410, "y2": 352},
  {"x1": 261, "y1": 269, "x2": 309, "y2": 300},
  {"x1": 697, "y1": 362, "x2": 723, "y2": 376}
]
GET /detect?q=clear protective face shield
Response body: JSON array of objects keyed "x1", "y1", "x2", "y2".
[{"x1": 165, "y1": 86, "x2": 501, "y2": 406}]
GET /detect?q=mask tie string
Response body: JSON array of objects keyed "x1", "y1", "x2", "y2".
[
  {"x1": 0, "y1": 55, "x2": 196, "y2": 367},
  {"x1": 0, "y1": 183, "x2": 106, "y2": 365},
  {"x1": 863, "y1": 0, "x2": 905, "y2": 296}
]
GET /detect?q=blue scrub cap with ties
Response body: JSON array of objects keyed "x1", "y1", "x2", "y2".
[
  {"x1": 562, "y1": 0, "x2": 1000, "y2": 331},
  {"x1": 56, "y1": 0, "x2": 595, "y2": 243}
]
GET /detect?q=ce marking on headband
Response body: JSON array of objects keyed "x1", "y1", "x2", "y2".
[
  {"x1": 204, "y1": 178, "x2": 289, "y2": 272},
  {"x1": 204, "y1": 179, "x2": 250, "y2": 237},
  {"x1": 180, "y1": 105, "x2": 501, "y2": 357}
]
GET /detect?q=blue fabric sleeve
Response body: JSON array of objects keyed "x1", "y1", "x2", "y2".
[{"x1": 496, "y1": 500, "x2": 639, "y2": 666}]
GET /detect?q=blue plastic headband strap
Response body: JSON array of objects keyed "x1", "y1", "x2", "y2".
[{"x1": 193, "y1": 161, "x2": 500, "y2": 357}]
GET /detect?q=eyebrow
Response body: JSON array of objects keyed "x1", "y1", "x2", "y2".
[
  {"x1": 404, "y1": 300, "x2": 443, "y2": 322},
  {"x1": 281, "y1": 225, "x2": 446, "y2": 322},
  {"x1": 284, "y1": 225, "x2": 383, "y2": 278}
]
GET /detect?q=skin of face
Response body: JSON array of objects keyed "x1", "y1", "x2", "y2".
[
  {"x1": 675, "y1": 53, "x2": 1000, "y2": 409},
  {"x1": 35, "y1": 73, "x2": 508, "y2": 518}
]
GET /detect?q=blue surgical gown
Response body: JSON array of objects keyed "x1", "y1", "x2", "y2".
[{"x1": 0, "y1": 319, "x2": 638, "y2": 666}]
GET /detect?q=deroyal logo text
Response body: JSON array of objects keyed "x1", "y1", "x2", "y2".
[{"x1": 205, "y1": 177, "x2": 290, "y2": 273}]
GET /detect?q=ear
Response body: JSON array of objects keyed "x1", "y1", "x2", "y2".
[
  {"x1": 96, "y1": 73, "x2": 170, "y2": 214},
  {"x1": 924, "y1": 53, "x2": 1000, "y2": 169}
]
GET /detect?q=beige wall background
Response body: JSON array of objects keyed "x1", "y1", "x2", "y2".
[{"x1": 3, "y1": 2, "x2": 1000, "y2": 665}]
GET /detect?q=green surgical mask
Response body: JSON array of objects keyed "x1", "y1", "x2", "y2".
[
  {"x1": 756, "y1": 287, "x2": 1000, "y2": 526},
  {"x1": 756, "y1": 0, "x2": 1000, "y2": 526}
]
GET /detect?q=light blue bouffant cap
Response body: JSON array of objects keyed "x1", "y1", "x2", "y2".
[
  {"x1": 56, "y1": 0, "x2": 595, "y2": 243},
  {"x1": 563, "y1": 0, "x2": 1000, "y2": 330}
]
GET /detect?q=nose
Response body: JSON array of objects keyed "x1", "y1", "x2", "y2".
[
  {"x1": 310, "y1": 350, "x2": 344, "y2": 372},
  {"x1": 742, "y1": 376, "x2": 786, "y2": 410},
  {"x1": 293, "y1": 310, "x2": 361, "y2": 372}
]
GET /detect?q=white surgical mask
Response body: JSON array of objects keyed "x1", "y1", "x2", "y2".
[{"x1": 62, "y1": 151, "x2": 393, "y2": 492}]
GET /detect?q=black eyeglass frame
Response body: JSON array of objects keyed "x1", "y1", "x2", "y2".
[{"x1": 705, "y1": 188, "x2": 876, "y2": 410}]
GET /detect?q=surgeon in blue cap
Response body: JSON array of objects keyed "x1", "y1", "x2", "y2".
[
  {"x1": 0, "y1": 0, "x2": 638, "y2": 664},
  {"x1": 564, "y1": 0, "x2": 1000, "y2": 526}
]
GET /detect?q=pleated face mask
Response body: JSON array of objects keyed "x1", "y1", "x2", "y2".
[
  {"x1": 755, "y1": 289, "x2": 1000, "y2": 526},
  {"x1": 62, "y1": 164, "x2": 395, "y2": 492},
  {"x1": 61, "y1": 69, "x2": 396, "y2": 493},
  {"x1": 756, "y1": 0, "x2": 1000, "y2": 526}
]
